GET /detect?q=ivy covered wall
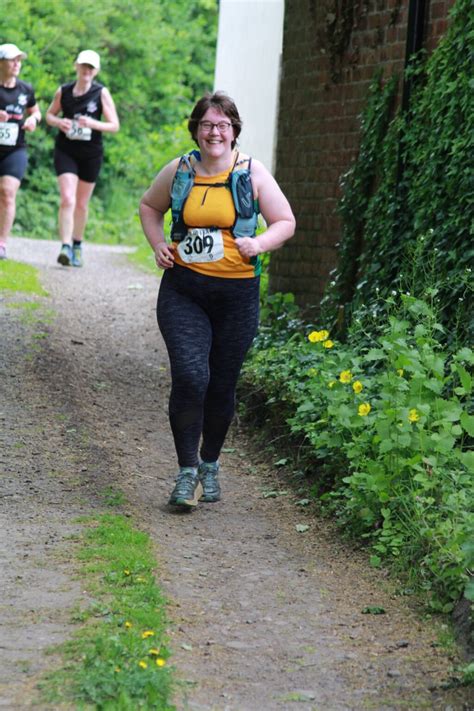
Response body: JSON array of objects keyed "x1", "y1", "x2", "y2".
[{"x1": 270, "y1": 0, "x2": 456, "y2": 306}]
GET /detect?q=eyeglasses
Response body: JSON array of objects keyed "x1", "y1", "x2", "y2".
[{"x1": 198, "y1": 120, "x2": 233, "y2": 133}]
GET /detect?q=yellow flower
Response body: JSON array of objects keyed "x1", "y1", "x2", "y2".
[
  {"x1": 308, "y1": 329, "x2": 329, "y2": 343},
  {"x1": 142, "y1": 630, "x2": 155, "y2": 639},
  {"x1": 339, "y1": 370, "x2": 352, "y2": 384},
  {"x1": 156, "y1": 658, "x2": 166, "y2": 667},
  {"x1": 323, "y1": 340, "x2": 334, "y2": 349},
  {"x1": 397, "y1": 369, "x2": 404, "y2": 377},
  {"x1": 328, "y1": 380, "x2": 336, "y2": 389},
  {"x1": 149, "y1": 648, "x2": 161, "y2": 656},
  {"x1": 114, "y1": 667, "x2": 121, "y2": 673},
  {"x1": 408, "y1": 408, "x2": 420, "y2": 422},
  {"x1": 352, "y1": 380, "x2": 363, "y2": 394},
  {"x1": 123, "y1": 569, "x2": 131, "y2": 576},
  {"x1": 358, "y1": 403, "x2": 371, "y2": 417},
  {"x1": 138, "y1": 660, "x2": 148, "y2": 669},
  {"x1": 124, "y1": 621, "x2": 132, "y2": 629},
  {"x1": 307, "y1": 368, "x2": 318, "y2": 377}
]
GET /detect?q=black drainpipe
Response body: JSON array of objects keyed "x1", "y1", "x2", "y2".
[
  {"x1": 396, "y1": 0, "x2": 429, "y2": 184},
  {"x1": 401, "y1": 0, "x2": 429, "y2": 113}
]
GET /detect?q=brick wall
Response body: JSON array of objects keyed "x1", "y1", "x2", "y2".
[{"x1": 269, "y1": 0, "x2": 455, "y2": 306}]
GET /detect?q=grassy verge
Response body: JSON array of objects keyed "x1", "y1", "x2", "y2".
[
  {"x1": 128, "y1": 241, "x2": 162, "y2": 274},
  {"x1": 0, "y1": 259, "x2": 48, "y2": 296},
  {"x1": 39, "y1": 512, "x2": 175, "y2": 710}
]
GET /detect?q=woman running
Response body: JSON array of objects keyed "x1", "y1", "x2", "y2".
[
  {"x1": 46, "y1": 50, "x2": 119, "y2": 267},
  {"x1": 0, "y1": 43, "x2": 41, "y2": 260},
  {"x1": 140, "y1": 91, "x2": 295, "y2": 509}
]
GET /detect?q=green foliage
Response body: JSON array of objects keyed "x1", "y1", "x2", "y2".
[
  {"x1": 0, "y1": 259, "x2": 48, "y2": 295},
  {"x1": 5, "y1": 0, "x2": 217, "y2": 242},
  {"x1": 242, "y1": 293, "x2": 474, "y2": 609},
  {"x1": 323, "y1": 0, "x2": 473, "y2": 345},
  {"x1": 40, "y1": 514, "x2": 175, "y2": 710}
]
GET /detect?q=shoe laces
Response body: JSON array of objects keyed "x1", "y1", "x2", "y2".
[{"x1": 199, "y1": 461, "x2": 219, "y2": 479}]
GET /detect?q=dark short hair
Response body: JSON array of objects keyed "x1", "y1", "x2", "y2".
[{"x1": 188, "y1": 91, "x2": 242, "y2": 149}]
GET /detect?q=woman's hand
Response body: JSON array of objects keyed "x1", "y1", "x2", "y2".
[
  {"x1": 23, "y1": 115, "x2": 38, "y2": 132},
  {"x1": 235, "y1": 237, "x2": 263, "y2": 259},
  {"x1": 58, "y1": 118, "x2": 73, "y2": 133},
  {"x1": 155, "y1": 242, "x2": 176, "y2": 269},
  {"x1": 0, "y1": 110, "x2": 9, "y2": 122},
  {"x1": 77, "y1": 115, "x2": 92, "y2": 129}
]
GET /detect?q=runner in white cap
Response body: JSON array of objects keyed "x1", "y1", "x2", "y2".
[
  {"x1": 46, "y1": 50, "x2": 119, "y2": 267},
  {"x1": 0, "y1": 44, "x2": 41, "y2": 260}
]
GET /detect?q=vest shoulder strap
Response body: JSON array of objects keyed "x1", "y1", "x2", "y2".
[{"x1": 170, "y1": 151, "x2": 258, "y2": 241}]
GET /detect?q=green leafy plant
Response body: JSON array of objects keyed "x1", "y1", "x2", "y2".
[{"x1": 241, "y1": 292, "x2": 474, "y2": 610}]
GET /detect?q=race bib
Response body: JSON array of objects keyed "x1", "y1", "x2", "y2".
[
  {"x1": 66, "y1": 120, "x2": 92, "y2": 141},
  {"x1": 0, "y1": 122, "x2": 19, "y2": 146},
  {"x1": 177, "y1": 228, "x2": 224, "y2": 264}
]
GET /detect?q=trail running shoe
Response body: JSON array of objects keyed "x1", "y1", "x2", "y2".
[
  {"x1": 198, "y1": 460, "x2": 221, "y2": 502},
  {"x1": 57, "y1": 244, "x2": 72, "y2": 266},
  {"x1": 72, "y1": 243, "x2": 83, "y2": 267},
  {"x1": 168, "y1": 468, "x2": 203, "y2": 508},
  {"x1": 0, "y1": 245, "x2": 6, "y2": 260}
]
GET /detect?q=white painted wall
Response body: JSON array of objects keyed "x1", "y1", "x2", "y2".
[{"x1": 214, "y1": 0, "x2": 284, "y2": 173}]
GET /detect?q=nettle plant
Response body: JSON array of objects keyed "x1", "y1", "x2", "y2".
[{"x1": 243, "y1": 293, "x2": 473, "y2": 608}]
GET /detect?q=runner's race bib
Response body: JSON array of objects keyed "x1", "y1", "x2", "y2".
[
  {"x1": 0, "y1": 122, "x2": 19, "y2": 146},
  {"x1": 177, "y1": 228, "x2": 224, "y2": 264},
  {"x1": 66, "y1": 120, "x2": 92, "y2": 141}
]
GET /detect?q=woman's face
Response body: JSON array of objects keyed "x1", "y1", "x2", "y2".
[
  {"x1": 76, "y1": 63, "x2": 98, "y2": 81},
  {"x1": 1, "y1": 57, "x2": 22, "y2": 79},
  {"x1": 196, "y1": 107, "x2": 235, "y2": 158}
]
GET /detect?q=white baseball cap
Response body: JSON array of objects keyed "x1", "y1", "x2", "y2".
[
  {"x1": 75, "y1": 50, "x2": 100, "y2": 69},
  {"x1": 0, "y1": 43, "x2": 27, "y2": 60}
]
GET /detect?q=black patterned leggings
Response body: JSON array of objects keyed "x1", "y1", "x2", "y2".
[{"x1": 157, "y1": 264, "x2": 260, "y2": 467}]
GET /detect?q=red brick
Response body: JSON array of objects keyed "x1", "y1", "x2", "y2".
[{"x1": 271, "y1": 0, "x2": 453, "y2": 306}]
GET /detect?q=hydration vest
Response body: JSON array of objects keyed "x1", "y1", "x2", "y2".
[{"x1": 170, "y1": 150, "x2": 259, "y2": 242}]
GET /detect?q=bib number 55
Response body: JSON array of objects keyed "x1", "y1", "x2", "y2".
[{"x1": 0, "y1": 122, "x2": 19, "y2": 146}]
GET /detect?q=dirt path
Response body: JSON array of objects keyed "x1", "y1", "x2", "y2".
[{"x1": 1, "y1": 237, "x2": 472, "y2": 711}]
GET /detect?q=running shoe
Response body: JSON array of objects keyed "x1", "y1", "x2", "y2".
[
  {"x1": 57, "y1": 244, "x2": 72, "y2": 266},
  {"x1": 0, "y1": 245, "x2": 6, "y2": 260},
  {"x1": 198, "y1": 460, "x2": 221, "y2": 502},
  {"x1": 72, "y1": 243, "x2": 83, "y2": 267},
  {"x1": 168, "y1": 468, "x2": 203, "y2": 508}
]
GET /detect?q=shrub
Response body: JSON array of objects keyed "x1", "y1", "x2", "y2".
[{"x1": 242, "y1": 292, "x2": 474, "y2": 610}]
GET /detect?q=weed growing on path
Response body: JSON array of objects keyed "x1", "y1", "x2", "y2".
[{"x1": 39, "y1": 514, "x2": 175, "y2": 710}]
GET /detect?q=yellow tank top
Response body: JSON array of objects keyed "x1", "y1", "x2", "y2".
[{"x1": 173, "y1": 164, "x2": 258, "y2": 278}]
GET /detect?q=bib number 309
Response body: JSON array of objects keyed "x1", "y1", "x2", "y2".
[
  {"x1": 177, "y1": 228, "x2": 224, "y2": 264},
  {"x1": 0, "y1": 122, "x2": 19, "y2": 146}
]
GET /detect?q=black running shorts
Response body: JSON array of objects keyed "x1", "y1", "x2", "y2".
[
  {"x1": 0, "y1": 148, "x2": 28, "y2": 181},
  {"x1": 54, "y1": 145, "x2": 103, "y2": 183}
]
